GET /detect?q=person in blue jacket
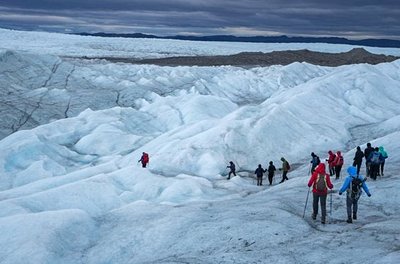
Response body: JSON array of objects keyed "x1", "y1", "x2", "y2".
[{"x1": 339, "y1": 166, "x2": 371, "y2": 223}]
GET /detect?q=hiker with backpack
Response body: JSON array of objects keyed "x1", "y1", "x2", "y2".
[
  {"x1": 310, "y1": 152, "x2": 320, "y2": 173},
  {"x1": 364, "y1": 143, "x2": 375, "y2": 177},
  {"x1": 307, "y1": 163, "x2": 334, "y2": 224},
  {"x1": 333, "y1": 151, "x2": 344, "y2": 179},
  {"x1": 378, "y1": 146, "x2": 388, "y2": 176},
  {"x1": 339, "y1": 166, "x2": 371, "y2": 223},
  {"x1": 278, "y1": 157, "x2": 290, "y2": 183},
  {"x1": 327, "y1": 150, "x2": 336, "y2": 176},
  {"x1": 255, "y1": 164, "x2": 266, "y2": 186},
  {"x1": 368, "y1": 148, "x2": 383, "y2": 180},
  {"x1": 138, "y1": 152, "x2": 149, "y2": 168},
  {"x1": 226, "y1": 161, "x2": 236, "y2": 180},
  {"x1": 267, "y1": 161, "x2": 276, "y2": 185},
  {"x1": 352, "y1": 146, "x2": 364, "y2": 175}
]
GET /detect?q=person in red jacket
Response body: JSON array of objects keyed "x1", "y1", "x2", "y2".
[
  {"x1": 138, "y1": 152, "x2": 149, "y2": 168},
  {"x1": 334, "y1": 151, "x2": 344, "y2": 179},
  {"x1": 307, "y1": 163, "x2": 334, "y2": 224},
  {"x1": 327, "y1": 150, "x2": 336, "y2": 176}
]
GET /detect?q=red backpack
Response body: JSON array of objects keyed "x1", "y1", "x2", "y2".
[{"x1": 143, "y1": 153, "x2": 149, "y2": 163}]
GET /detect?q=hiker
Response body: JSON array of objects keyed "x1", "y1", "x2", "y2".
[
  {"x1": 138, "y1": 152, "x2": 149, "y2": 168},
  {"x1": 339, "y1": 166, "x2": 371, "y2": 223},
  {"x1": 364, "y1": 143, "x2": 375, "y2": 177},
  {"x1": 267, "y1": 161, "x2": 276, "y2": 185},
  {"x1": 333, "y1": 151, "x2": 344, "y2": 179},
  {"x1": 226, "y1": 161, "x2": 236, "y2": 180},
  {"x1": 278, "y1": 157, "x2": 290, "y2": 183},
  {"x1": 307, "y1": 163, "x2": 334, "y2": 224},
  {"x1": 310, "y1": 152, "x2": 320, "y2": 173},
  {"x1": 255, "y1": 164, "x2": 266, "y2": 186},
  {"x1": 378, "y1": 146, "x2": 388, "y2": 176},
  {"x1": 368, "y1": 147, "x2": 383, "y2": 180},
  {"x1": 352, "y1": 146, "x2": 364, "y2": 175},
  {"x1": 327, "y1": 150, "x2": 336, "y2": 176}
]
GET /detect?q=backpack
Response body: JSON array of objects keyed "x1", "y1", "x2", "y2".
[
  {"x1": 337, "y1": 156, "x2": 344, "y2": 166},
  {"x1": 316, "y1": 156, "x2": 321, "y2": 165},
  {"x1": 287, "y1": 162, "x2": 291, "y2": 170},
  {"x1": 370, "y1": 152, "x2": 380, "y2": 164},
  {"x1": 350, "y1": 176, "x2": 364, "y2": 199},
  {"x1": 315, "y1": 174, "x2": 327, "y2": 192},
  {"x1": 142, "y1": 153, "x2": 149, "y2": 163}
]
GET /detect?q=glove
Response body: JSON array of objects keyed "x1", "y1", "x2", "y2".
[
  {"x1": 339, "y1": 192, "x2": 342, "y2": 195},
  {"x1": 368, "y1": 193, "x2": 371, "y2": 197}
]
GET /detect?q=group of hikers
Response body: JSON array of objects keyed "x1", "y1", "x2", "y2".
[
  {"x1": 227, "y1": 157, "x2": 290, "y2": 186},
  {"x1": 139, "y1": 143, "x2": 388, "y2": 225},
  {"x1": 307, "y1": 143, "x2": 388, "y2": 224}
]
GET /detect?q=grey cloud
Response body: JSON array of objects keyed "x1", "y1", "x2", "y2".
[{"x1": 0, "y1": 0, "x2": 399, "y2": 39}]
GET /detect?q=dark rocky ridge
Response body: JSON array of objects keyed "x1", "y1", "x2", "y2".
[{"x1": 82, "y1": 48, "x2": 399, "y2": 67}]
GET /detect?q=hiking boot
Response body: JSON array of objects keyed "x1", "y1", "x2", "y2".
[
  {"x1": 312, "y1": 214, "x2": 317, "y2": 220},
  {"x1": 346, "y1": 218, "x2": 353, "y2": 224},
  {"x1": 353, "y1": 213, "x2": 357, "y2": 220}
]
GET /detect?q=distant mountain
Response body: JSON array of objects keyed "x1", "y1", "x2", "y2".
[{"x1": 75, "y1": 32, "x2": 400, "y2": 48}]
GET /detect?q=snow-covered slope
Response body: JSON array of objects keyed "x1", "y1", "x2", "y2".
[{"x1": 0, "y1": 30, "x2": 400, "y2": 263}]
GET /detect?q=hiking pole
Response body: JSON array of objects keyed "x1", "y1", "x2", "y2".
[{"x1": 302, "y1": 188, "x2": 311, "y2": 218}]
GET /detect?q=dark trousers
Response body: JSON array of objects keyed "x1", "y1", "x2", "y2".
[
  {"x1": 228, "y1": 170, "x2": 236, "y2": 179},
  {"x1": 380, "y1": 160, "x2": 385, "y2": 176},
  {"x1": 346, "y1": 195, "x2": 359, "y2": 219},
  {"x1": 280, "y1": 171, "x2": 289, "y2": 183},
  {"x1": 268, "y1": 173, "x2": 274, "y2": 185},
  {"x1": 366, "y1": 161, "x2": 371, "y2": 177},
  {"x1": 141, "y1": 162, "x2": 147, "y2": 168},
  {"x1": 353, "y1": 161, "x2": 362, "y2": 175},
  {"x1": 329, "y1": 165, "x2": 335, "y2": 176},
  {"x1": 335, "y1": 165, "x2": 342, "y2": 179},
  {"x1": 257, "y1": 176, "x2": 263, "y2": 186},
  {"x1": 312, "y1": 193, "x2": 327, "y2": 222},
  {"x1": 370, "y1": 163, "x2": 379, "y2": 180}
]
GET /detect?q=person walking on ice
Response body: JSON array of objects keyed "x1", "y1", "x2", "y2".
[
  {"x1": 267, "y1": 161, "x2": 276, "y2": 185},
  {"x1": 339, "y1": 166, "x2": 371, "y2": 223},
  {"x1": 255, "y1": 164, "x2": 266, "y2": 186},
  {"x1": 226, "y1": 161, "x2": 236, "y2": 180},
  {"x1": 279, "y1": 157, "x2": 290, "y2": 183},
  {"x1": 307, "y1": 163, "x2": 334, "y2": 224},
  {"x1": 138, "y1": 152, "x2": 149, "y2": 168}
]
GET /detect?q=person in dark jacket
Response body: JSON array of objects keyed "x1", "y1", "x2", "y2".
[
  {"x1": 307, "y1": 163, "x2": 334, "y2": 224},
  {"x1": 255, "y1": 164, "x2": 266, "y2": 186},
  {"x1": 368, "y1": 148, "x2": 383, "y2": 180},
  {"x1": 267, "y1": 161, "x2": 276, "y2": 185},
  {"x1": 352, "y1": 146, "x2": 364, "y2": 175},
  {"x1": 226, "y1": 161, "x2": 236, "y2": 180},
  {"x1": 339, "y1": 166, "x2": 371, "y2": 223},
  {"x1": 310, "y1": 152, "x2": 320, "y2": 173},
  {"x1": 364, "y1": 143, "x2": 374, "y2": 177},
  {"x1": 378, "y1": 146, "x2": 388, "y2": 176}
]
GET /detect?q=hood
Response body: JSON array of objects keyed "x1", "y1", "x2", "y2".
[
  {"x1": 315, "y1": 163, "x2": 326, "y2": 174},
  {"x1": 379, "y1": 146, "x2": 385, "y2": 152},
  {"x1": 337, "y1": 151, "x2": 341, "y2": 155},
  {"x1": 347, "y1": 166, "x2": 357, "y2": 176},
  {"x1": 328, "y1": 150, "x2": 333, "y2": 155}
]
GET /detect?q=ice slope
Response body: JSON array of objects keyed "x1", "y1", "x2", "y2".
[
  {"x1": 1, "y1": 30, "x2": 400, "y2": 263},
  {"x1": 1, "y1": 28, "x2": 400, "y2": 59}
]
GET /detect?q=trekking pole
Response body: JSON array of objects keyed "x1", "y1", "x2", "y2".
[
  {"x1": 302, "y1": 188, "x2": 311, "y2": 218},
  {"x1": 330, "y1": 190, "x2": 333, "y2": 216}
]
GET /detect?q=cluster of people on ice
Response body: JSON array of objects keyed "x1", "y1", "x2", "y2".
[
  {"x1": 227, "y1": 157, "x2": 290, "y2": 186},
  {"x1": 307, "y1": 143, "x2": 388, "y2": 224},
  {"x1": 139, "y1": 143, "x2": 388, "y2": 225}
]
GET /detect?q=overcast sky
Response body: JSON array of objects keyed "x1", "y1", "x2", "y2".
[{"x1": 0, "y1": 0, "x2": 399, "y2": 39}]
